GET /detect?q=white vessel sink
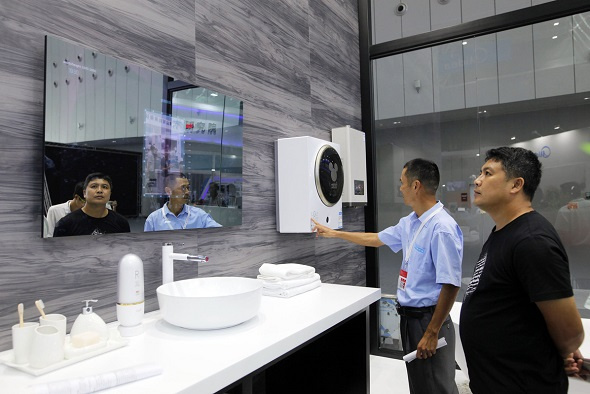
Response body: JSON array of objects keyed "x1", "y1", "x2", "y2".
[{"x1": 156, "y1": 277, "x2": 263, "y2": 330}]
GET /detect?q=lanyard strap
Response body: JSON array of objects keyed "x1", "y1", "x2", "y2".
[
  {"x1": 404, "y1": 205, "x2": 444, "y2": 264},
  {"x1": 161, "y1": 205, "x2": 191, "y2": 230}
]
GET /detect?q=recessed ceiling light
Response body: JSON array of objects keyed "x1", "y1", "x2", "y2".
[
  {"x1": 462, "y1": 41, "x2": 467, "y2": 45},
  {"x1": 476, "y1": 153, "x2": 480, "y2": 157},
  {"x1": 552, "y1": 35, "x2": 558, "y2": 40},
  {"x1": 511, "y1": 137, "x2": 516, "y2": 140},
  {"x1": 554, "y1": 126, "x2": 560, "y2": 130},
  {"x1": 554, "y1": 22, "x2": 559, "y2": 26},
  {"x1": 584, "y1": 97, "x2": 590, "y2": 100},
  {"x1": 210, "y1": 92, "x2": 218, "y2": 97}
]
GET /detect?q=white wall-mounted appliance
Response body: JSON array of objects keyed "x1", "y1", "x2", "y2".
[
  {"x1": 275, "y1": 136, "x2": 344, "y2": 233},
  {"x1": 331, "y1": 125, "x2": 367, "y2": 206}
]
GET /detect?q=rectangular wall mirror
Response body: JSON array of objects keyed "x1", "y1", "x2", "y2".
[{"x1": 43, "y1": 35, "x2": 243, "y2": 237}]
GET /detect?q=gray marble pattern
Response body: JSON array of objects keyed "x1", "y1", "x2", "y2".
[{"x1": 0, "y1": 0, "x2": 364, "y2": 350}]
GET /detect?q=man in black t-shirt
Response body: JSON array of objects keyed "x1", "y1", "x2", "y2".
[
  {"x1": 460, "y1": 147, "x2": 586, "y2": 394},
  {"x1": 54, "y1": 172, "x2": 130, "y2": 237}
]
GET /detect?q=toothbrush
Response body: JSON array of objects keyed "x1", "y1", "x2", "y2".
[
  {"x1": 18, "y1": 303, "x2": 24, "y2": 327},
  {"x1": 35, "y1": 299, "x2": 46, "y2": 319}
]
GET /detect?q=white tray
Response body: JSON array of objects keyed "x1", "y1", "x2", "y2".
[{"x1": 0, "y1": 328, "x2": 129, "y2": 376}]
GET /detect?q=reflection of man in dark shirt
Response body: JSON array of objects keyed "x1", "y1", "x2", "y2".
[
  {"x1": 161, "y1": 152, "x2": 171, "y2": 177},
  {"x1": 54, "y1": 173, "x2": 130, "y2": 237},
  {"x1": 205, "y1": 182, "x2": 226, "y2": 207}
]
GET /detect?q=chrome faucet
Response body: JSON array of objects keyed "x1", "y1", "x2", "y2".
[{"x1": 162, "y1": 242, "x2": 208, "y2": 284}]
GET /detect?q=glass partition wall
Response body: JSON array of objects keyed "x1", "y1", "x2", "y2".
[{"x1": 370, "y1": 11, "x2": 590, "y2": 355}]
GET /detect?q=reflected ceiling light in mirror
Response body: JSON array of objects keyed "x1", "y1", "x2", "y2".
[{"x1": 210, "y1": 92, "x2": 218, "y2": 97}]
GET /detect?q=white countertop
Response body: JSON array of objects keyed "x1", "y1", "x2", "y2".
[{"x1": 1, "y1": 283, "x2": 381, "y2": 393}]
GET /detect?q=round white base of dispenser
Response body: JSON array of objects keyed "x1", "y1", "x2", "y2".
[{"x1": 118, "y1": 324, "x2": 144, "y2": 337}]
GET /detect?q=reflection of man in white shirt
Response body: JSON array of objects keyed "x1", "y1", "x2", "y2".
[
  {"x1": 144, "y1": 173, "x2": 221, "y2": 231},
  {"x1": 45, "y1": 182, "x2": 85, "y2": 237}
]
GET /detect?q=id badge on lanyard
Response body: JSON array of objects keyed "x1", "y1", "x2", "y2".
[
  {"x1": 398, "y1": 268, "x2": 408, "y2": 291},
  {"x1": 397, "y1": 205, "x2": 443, "y2": 292}
]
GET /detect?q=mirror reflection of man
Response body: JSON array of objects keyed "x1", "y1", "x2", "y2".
[
  {"x1": 45, "y1": 182, "x2": 85, "y2": 237},
  {"x1": 144, "y1": 173, "x2": 221, "y2": 231},
  {"x1": 54, "y1": 173, "x2": 130, "y2": 237},
  {"x1": 205, "y1": 182, "x2": 226, "y2": 207}
]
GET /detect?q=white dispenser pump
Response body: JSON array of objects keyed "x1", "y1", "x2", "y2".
[
  {"x1": 70, "y1": 299, "x2": 109, "y2": 341},
  {"x1": 116, "y1": 254, "x2": 145, "y2": 337}
]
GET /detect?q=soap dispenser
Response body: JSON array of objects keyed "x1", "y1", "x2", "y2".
[{"x1": 70, "y1": 299, "x2": 109, "y2": 341}]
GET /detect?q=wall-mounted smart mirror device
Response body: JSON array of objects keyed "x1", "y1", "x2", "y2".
[{"x1": 43, "y1": 35, "x2": 243, "y2": 237}]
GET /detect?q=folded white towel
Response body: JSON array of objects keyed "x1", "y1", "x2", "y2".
[
  {"x1": 258, "y1": 263, "x2": 315, "y2": 280},
  {"x1": 262, "y1": 279, "x2": 321, "y2": 298},
  {"x1": 257, "y1": 272, "x2": 316, "y2": 283},
  {"x1": 258, "y1": 273, "x2": 321, "y2": 289}
]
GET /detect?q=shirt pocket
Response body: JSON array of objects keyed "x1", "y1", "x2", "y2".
[{"x1": 411, "y1": 243, "x2": 431, "y2": 273}]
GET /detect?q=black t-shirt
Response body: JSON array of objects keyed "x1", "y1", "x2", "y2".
[
  {"x1": 53, "y1": 209, "x2": 130, "y2": 237},
  {"x1": 460, "y1": 211, "x2": 572, "y2": 394}
]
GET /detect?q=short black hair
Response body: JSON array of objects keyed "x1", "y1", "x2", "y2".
[
  {"x1": 84, "y1": 172, "x2": 113, "y2": 190},
  {"x1": 164, "y1": 172, "x2": 188, "y2": 189},
  {"x1": 403, "y1": 159, "x2": 440, "y2": 195},
  {"x1": 485, "y1": 147, "x2": 542, "y2": 201},
  {"x1": 73, "y1": 182, "x2": 85, "y2": 199}
]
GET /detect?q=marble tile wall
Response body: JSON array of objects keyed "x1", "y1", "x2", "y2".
[{"x1": 0, "y1": 0, "x2": 364, "y2": 350}]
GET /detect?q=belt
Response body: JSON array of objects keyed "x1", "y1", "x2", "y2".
[{"x1": 396, "y1": 303, "x2": 436, "y2": 318}]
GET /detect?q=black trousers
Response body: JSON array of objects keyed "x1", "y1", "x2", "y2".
[{"x1": 400, "y1": 311, "x2": 459, "y2": 394}]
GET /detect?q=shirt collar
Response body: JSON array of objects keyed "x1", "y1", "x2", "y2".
[
  {"x1": 163, "y1": 203, "x2": 188, "y2": 218},
  {"x1": 412, "y1": 201, "x2": 443, "y2": 223}
]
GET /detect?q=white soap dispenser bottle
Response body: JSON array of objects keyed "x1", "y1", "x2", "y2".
[
  {"x1": 70, "y1": 299, "x2": 109, "y2": 341},
  {"x1": 116, "y1": 253, "x2": 145, "y2": 337}
]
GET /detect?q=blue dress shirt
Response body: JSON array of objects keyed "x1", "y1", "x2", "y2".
[
  {"x1": 144, "y1": 203, "x2": 222, "y2": 231},
  {"x1": 378, "y1": 202, "x2": 463, "y2": 307}
]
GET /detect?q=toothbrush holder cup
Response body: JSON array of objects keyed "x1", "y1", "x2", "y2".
[
  {"x1": 28, "y1": 325, "x2": 65, "y2": 369},
  {"x1": 11, "y1": 322, "x2": 39, "y2": 364},
  {"x1": 39, "y1": 314, "x2": 67, "y2": 343}
]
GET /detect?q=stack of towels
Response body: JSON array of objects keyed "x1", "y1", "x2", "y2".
[{"x1": 258, "y1": 263, "x2": 321, "y2": 298}]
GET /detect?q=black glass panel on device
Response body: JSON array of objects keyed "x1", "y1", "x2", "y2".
[{"x1": 315, "y1": 146, "x2": 344, "y2": 206}]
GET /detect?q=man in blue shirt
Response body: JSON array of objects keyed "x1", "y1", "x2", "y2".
[
  {"x1": 144, "y1": 173, "x2": 221, "y2": 231},
  {"x1": 312, "y1": 158, "x2": 463, "y2": 394}
]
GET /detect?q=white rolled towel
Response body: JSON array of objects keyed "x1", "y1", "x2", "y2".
[
  {"x1": 258, "y1": 273, "x2": 321, "y2": 289},
  {"x1": 258, "y1": 263, "x2": 315, "y2": 280},
  {"x1": 262, "y1": 279, "x2": 321, "y2": 298},
  {"x1": 30, "y1": 363, "x2": 163, "y2": 394}
]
